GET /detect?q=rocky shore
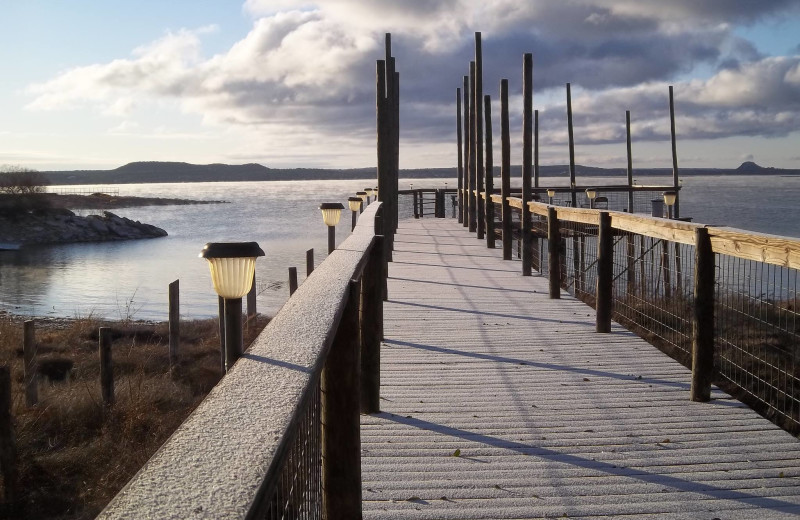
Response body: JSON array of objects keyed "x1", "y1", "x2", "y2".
[{"x1": 1, "y1": 208, "x2": 167, "y2": 246}]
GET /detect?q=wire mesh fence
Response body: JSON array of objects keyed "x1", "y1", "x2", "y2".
[
  {"x1": 715, "y1": 256, "x2": 800, "y2": 431},
  {"x1": 262, "y1": 380, "x2": 322, "y2": 520},
  {"x1": 558, "y1": 219, "x2": 599, "y2": 304},
  {"x1": 610, "y1": 232, "x2": 695, "y2": 365}
]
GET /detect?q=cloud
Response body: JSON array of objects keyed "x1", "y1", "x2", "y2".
[{"x1": 22, "y1": 1, "x2": 800, "y2": 167}]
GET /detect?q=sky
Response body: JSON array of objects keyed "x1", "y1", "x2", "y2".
[{"x1": 1, "y1": 0, "x2": 799, "y2": 172}]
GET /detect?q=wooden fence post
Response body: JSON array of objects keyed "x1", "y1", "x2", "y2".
[
  {"x1": 500, "y1": 79, "x2": 512, "y2": 260},
  {"x1": 462, "y1": 75, "x2": 470, "y2": 228},
  {"x1": 412, "y1": 190, "x2": 419, "y2": 219},
  {"x1": 474, "y1": 32, "x2": 485, "y2": 240},
  {"x1": 288, "y1": 267, "x2": 298, "y2": 296},
  {"x1": 547, "y1": 206, "x2": 561, "y2": 299},
  {"x1": 218, "y1": 296, "x2": 226, "y2": 373},
  {"x1": 468, "y1": 61, "x2": 477, "y2": 233},
  {"x1": 168, "y1": 280, "x2": 180, "y2": 368},
  {"x1": 247, "y1": 272, "x2": 257, "y2": 317},
  {"x1": 99, "y1": 327, "x2": 114, "y2": 406},
  {"x1": 596, "y1": 212, "x2": 613, "y2": 333},
  {"x1": 321, "y1": 280, "x2": 362, "y2": 520},
  {"x1": 306, "y1": 248, "x2": 314, "y2": 276},
  {"x1": 0, "y1": 366, "x2": 18, "y2": 509},
  {"x1": 522, "y1": 53, "x2": 533, "y2": 276},
  {"x1": 691, "y1": 227, "x2": 715, "y2": 401},
  {"x1": 361, "y1": 236, "x2": 384, "y2": 413},
  {"x1": 456, "y1": 88, "x2": 463, "y2": 223},
  {"x1": 23, "y1": 320, "x2": 38, "y2": 407}
]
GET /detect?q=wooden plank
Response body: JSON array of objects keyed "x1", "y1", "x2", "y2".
[
  {"x1": 528, "y1": 200, "x2": 549, "y2": 217},
  {"x1": 611, "y1": 212, "x2": 700, "y2": 245},
  {"x1": 708, "y1": 226, "x2": 800, "y2": 269},
  {"x1": 508, "y1": 197, "x2": 523, "y2": 210},
  {"x1": 554, "y1": 206, "x2": 600, "y2": 226}
]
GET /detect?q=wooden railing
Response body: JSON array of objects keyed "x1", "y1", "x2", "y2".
[
  {"x1": 98, "y1": 202, "x2": 387, "y2": 519},
  {"x1": 471, "y1": 191, "x2": 800, "y2": 434}
]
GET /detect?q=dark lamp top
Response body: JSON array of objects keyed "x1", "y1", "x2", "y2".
[
  {"x1": 319, "y1": 202, "x2": 344, "y2": 210},
  {"x1": 348, "y1": 196, "x2": 362, "y2": 202},
  {"x1": 355, "y1": 191, "x2": 367, "y2": 196},
  {"x1": 199, "y1": 241, "x2": 265, "y2": 259}
]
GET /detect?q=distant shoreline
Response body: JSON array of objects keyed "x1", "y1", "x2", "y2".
[{"x1": 37, "y1": 160, "x2": 800, "y2": 186}]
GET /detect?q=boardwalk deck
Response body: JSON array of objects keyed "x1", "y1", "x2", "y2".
[{"x1": 361, "y1": 218, "x2": 800, "y2": 519}]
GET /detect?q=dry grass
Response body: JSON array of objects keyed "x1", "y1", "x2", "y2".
[{"x1": 0, "y1": 313, "x2": 269, "y2": 519}]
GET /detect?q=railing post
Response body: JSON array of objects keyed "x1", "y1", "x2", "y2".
[
  {"x1": 413, "y1": 190, "x2": 419, "y2": 219},
  {"x1": 547, "y1": 206, "x2": 560, "y2": 299},
  {"x1": 288, "y1": 267, "x2": 298, "y2": 296},
  {"x1": 168, "y1": 280, "x2": 180, "y2": 368},
  {"x1": 361, "y1": 236, "x2": 384, "y2": 413},
  {"x1": 321, "y1": 280, "x2": 362, "y2": 520},
  {"x1": 596, "y1": 212, "x2": 613, "y2": 333},
  {"x1": 23, "y1": 320, "x2": 38, "y2": 407},
  {"x1": 691, "y1": 227, "x2": 715, "y2": 401},
  {"x1": 99, "y1": 327, "x2": 114, "y2": 406},
  {"x1": 0, "y1": 366, "x2": 18, "y2": 511},
  {"x1": 306, "y1": 248, "x2": 314, "y2": 276}
]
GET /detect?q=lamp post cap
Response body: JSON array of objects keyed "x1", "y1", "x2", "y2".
[
  {"x1": 199, "y1": 241, "x2": 265, "y2": 259},
  {"x1": 348, "y1": 196, "x2": 362, "y2": 202},
  {"x1": 319, "y1": 202, "x2": 345, "y2": 210}
]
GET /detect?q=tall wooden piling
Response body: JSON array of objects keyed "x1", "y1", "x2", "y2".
[
  {"x1": 456, "y1": 88, "x2": 463, "y2": 224},
  {"x1": 669, "y1": 86, "x2": 680, "y2": 219},
  {"x1": 521, "y1": 53, "x2": 533, "y2": 276},
  {"x1": 626, "y1": 110, "x2": 634, "y2": 213},
  {"x1": 500, "y1": 79, "x2": 512, "y2": 260},
  {"x1": 484, "y1": 94, "x2": 495, "y2": 248},
  {"x1": 376, "y1": 59, "x2": 390, "y2": 236},
  {"x1": 474, "y1": 32, "x2": 485, "y2": 240},
  {"x1": 468, "y1": 61, "x2": 477, "y2": 233},
  {"x1": 168, "y1": 280, "x2": 179, "y2": 368},
  {"x1": 534, "y1": 109, "x2": 539, "y2": 188},
  {"x1": 566, "y1": 83, "x2": 577, "y2": 207},
  {"x1": 23, "y1": 320, "x2": 37, "y2": 407},
  {"x1": 462, "y1": 75, "x2": 470, "y2": 227},
  {"x1": 99, "y1": 327, "x2": 114, "y2": 406}
]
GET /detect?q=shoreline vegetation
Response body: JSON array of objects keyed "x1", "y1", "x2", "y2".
[
  {"x1": 0, "y1": 312, "x2": 269, "y2": 519},
  {"x1": 0, "y1": 192, "x2": 226, "y2": 248}
]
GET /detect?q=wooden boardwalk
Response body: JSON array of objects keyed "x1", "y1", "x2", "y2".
[{"x1": 361, "y1": 218, "x2": 800, "y2": 519}]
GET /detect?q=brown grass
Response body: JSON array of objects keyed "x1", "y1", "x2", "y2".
[{"x1": 0, "y1": 313, "x2": 269, "y2": 519}]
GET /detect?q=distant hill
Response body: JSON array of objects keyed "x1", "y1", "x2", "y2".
[{"x1": 38, "y1": 160, "x2": 800, "y2": 185}]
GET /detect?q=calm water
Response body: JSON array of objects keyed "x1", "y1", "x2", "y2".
[{"x1": 0, "y1": 175, "x2": 798, "y2": 320}]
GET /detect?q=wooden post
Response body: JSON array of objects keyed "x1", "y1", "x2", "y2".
[
  {"x1": 321, "y1": 280, "x2": 362, "y2": 520},
  {"x1": 419, "y1": 191, "x2": 424, "y2": 218},
  {"x1": 669, "y1": 86, "x2": 680, "y2": 219},
  {"x1": 596, "y1": 212, "x2": 613, "y2": 333},
  {"x1": 475, "y1": 32, "x2": 485, "y2": 240},
  {"x1": 484, "y1": 94, "x2": 495, "y2": 248},
  {"x1": 547, "y1": 206, "x2": 561, "y2": 299},
  {"x1": 99, "y1": 327, "x2": 114, "y2": 406},
  {"x1": 218, "y1": 296, "x2": 225, "y2": 372},
  {"x1": 468, "y1": 61, "x2": 477, "y2": 233},
  {"x1": 224, "y1": 298, "x2": 243, "y2": 372},
  {"x1": 566, "y1": 83, "x2": 577, "y2": 207},
  {"x1": 462, "y1": 75, "x2": 470, "y2": 227},
  {"x1": 288, "y1": 267, "x2": 298, "y2": 296},
  {"x1": 456, "y1": 87, "x2": 463, "y2": 224},
  {"x1": 23, "y1": 320, "x2": 37, "y2": 407},
  {"x1": 168, "y1": 280, "x2": 179, "y2": 368},
  {"x1": 626, "y1": 110, "x2": 634, "y2": 213},
  {"x1": 376, "y1": 59, "x2": 391, "y2": 237},
  {"x1": 306, "y1": 248, "x2": 315, "y2": 276},
  {"x1": 521, "y1": 53, "x2": 533, "y2": 276},
  {"x1": 412, "y1": 190, "x2": 418, "y2": 219},
  {"x1": 0, "y1": 366, "x2": 18, "y2": 509},
  {"x1": 691, "y1": 227, "x2": 715, "y2": 402},
  {"x1": 534, "y1": 109, "x2": 539, "y2": 188},
  {"x1": 500, "y1": 79, "x2": 512, "y2": 260},
  {"x1": 361, "y1": 236, "x2": 384, "y2": 413},
  {"x1": 247, "y1": 272, "x2": 256, "y2": 317}
]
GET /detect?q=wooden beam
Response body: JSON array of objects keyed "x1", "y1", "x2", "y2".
[
  {"x1": 708, "y1": 227, "x2": 800, "y2": 269},
  {"x1": 611, "y1": 212, "x2": 700, "y2": 245}
]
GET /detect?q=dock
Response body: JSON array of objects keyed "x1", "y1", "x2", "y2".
[{"x1": 362, "y1": 217, "x2": 800, "y2": 519}]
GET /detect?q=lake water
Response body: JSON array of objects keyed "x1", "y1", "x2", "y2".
[{"x1": 1, "y1": 175, "x2": 798, "y2": 320}]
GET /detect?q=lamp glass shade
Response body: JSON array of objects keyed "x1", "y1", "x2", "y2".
[
  {"x1": 547, "y1": 189, "x2": 556, "y2": 198},
  {"x1": 364, "y1": 188, "x2": 374, "y2": 196},
  {"x1": 663, "y1": 191, "x2": 677, "y2": 206},
  {"x1": 206, "y1": 256, "x2": 257, "y2": 299},
  {"x1": 319, "y1": 202, "x2": 344, "y2": 226},
  {"x1": 348, "y1": 197, "x2": 362, "y2": 212},
  {"x1": 585, "y1": 188, "x2": 597, "y2": 200}
]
